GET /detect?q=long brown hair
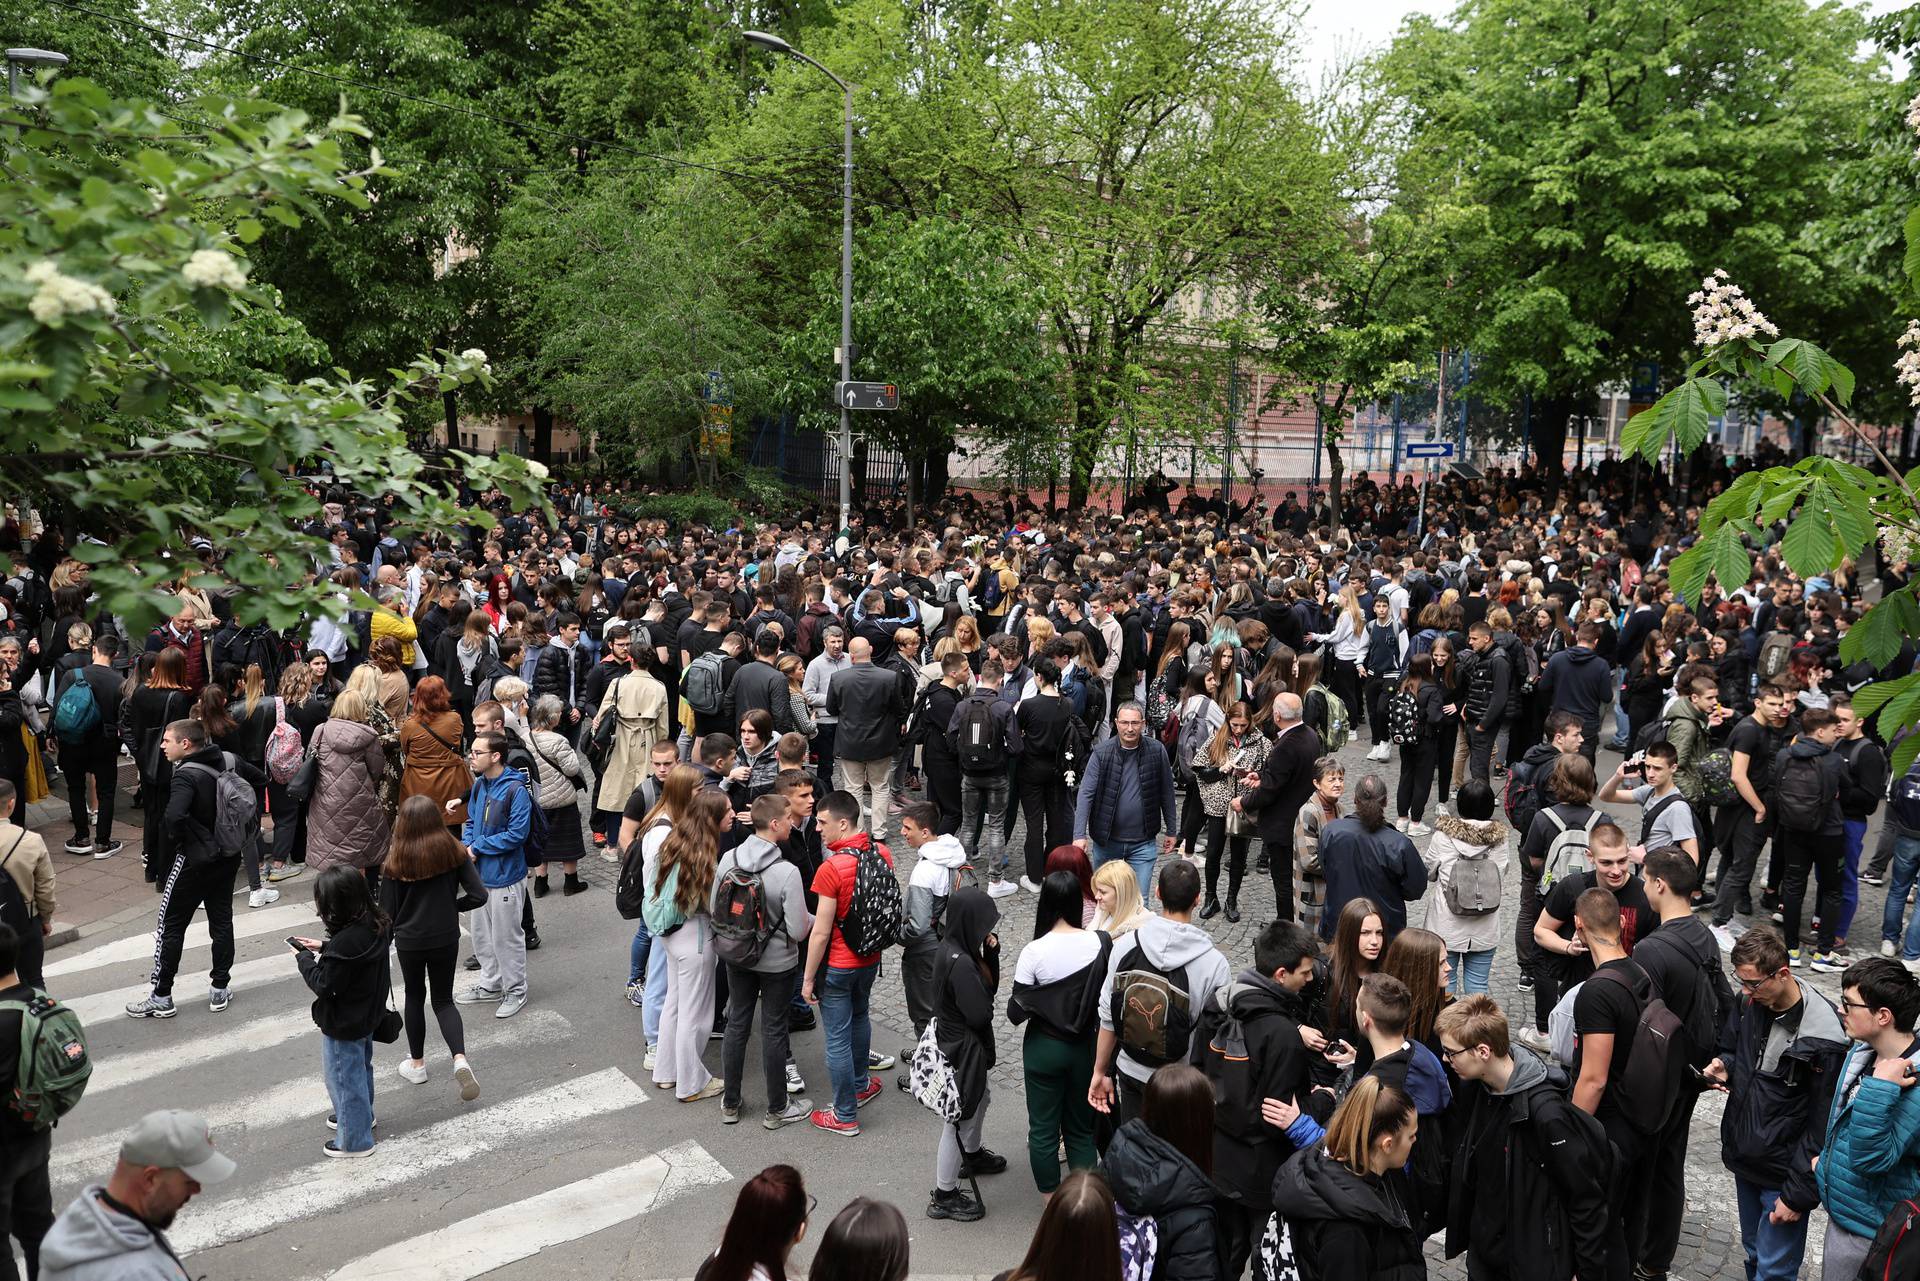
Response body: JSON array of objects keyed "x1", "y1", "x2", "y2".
[
  {"x1": 1142, "y1": 1063, "x2": 1214, "y2": 1178},
  {"x1": 1005, "y1": 1171, "x2": 1120, "y2": 1281},
  {"x1": 1380, "y1": 927, "x2": 1450, "y2": 1046},
  {"x1": 656, "y1": 789, "x2": 725, "y2": 914},
  {"x1": 639, "y1": 762, "x2": 701, "y2": 834},
  {"x1": 384, "y1": 795, "x2": 466, "y2": 881},
  {"x1": 194, "y1": 684, "x2": 237, "y2": 741},
  {"x1": 149, "y1": 645, "x2": 188, "y2": 692},
  {"x1": 1155, "y1": 621, "x2": 1192, "y2": 680},
  {"x1": 1328, "y1": 897, "x2": 1384, "y2": 1037}
]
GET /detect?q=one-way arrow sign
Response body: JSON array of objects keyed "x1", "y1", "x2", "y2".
[{"x1": 1402, "y1": 440, "x2": 1456, "y2": 461}]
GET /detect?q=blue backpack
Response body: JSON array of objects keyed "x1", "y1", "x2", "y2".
[
  {"x1": 50, "y1": 675, "x2": 100, "y2": 744},
  {"x1": 1893, "y1": 759, "x2": 1920, "y2": 833}
]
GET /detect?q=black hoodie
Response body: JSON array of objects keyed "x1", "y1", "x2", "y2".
[
  {"x1": 1189, "y1": 969, "x2": 1313, "y2": 1204},
  {"x1": 296, "y1": 915, "x2": 393, "y2": 1040},
  {"x1": 933, "y1": 889, "x2": 1001, "y2": 1122},
  {"x1": 1102, "y1": 1119, "x2": 1223, "y2": 1281},
  {"x1": 1272, "y1": 1145, "x2": 1424, "y2": 1281}
]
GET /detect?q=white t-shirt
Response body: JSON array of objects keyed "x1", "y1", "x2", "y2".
[{"x1": 1015, "y1": 928, "x2": 1104, "y2": 986}]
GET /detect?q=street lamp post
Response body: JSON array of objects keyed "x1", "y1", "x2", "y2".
[
  {"x1": 744, "y1": 30, "x2": 854, "y2": 539},
  {"x1": 5, "y1": 47, "x2": 68, "y2": 98}
]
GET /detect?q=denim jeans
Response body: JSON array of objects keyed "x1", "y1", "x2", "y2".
[
  {"x1": 1733, "y1": 1178, "x2": 1808, "y2": 1281},
  {"x1": 322, "y1": 1034, "x2": 376, "y2": 1152},
  {"x1": 627, "y1": 919, "x2": 668, "y2": 1044},
  {"x1": 1448, "y1": 949, "x2": 1494, "y2": 996},
  {"x1": 1610, "y1": 668, "x2": 1631, "y2": 747},
  {"x1": 1089, "y1": 837, "x2": 1161, "y2": 901},
  {"x1": 959, "y1": 772, "x2": 1010, "y2": 879},
  {"x1": 1883, "y1": 834, "x2": 1920, "y2": 959},
  {"x1": 1838, "y1": 817, "x2": 1867, "y2": 940},
  {"x1": 821, "y1": 963, "x2": 878, "y2": 1122}
]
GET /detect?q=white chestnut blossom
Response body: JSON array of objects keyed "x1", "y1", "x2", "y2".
[
  {"x1": 1884, "y1": 522, "x2": 1918, "y2": 568},
  {"x1": 1896, "y1": 320, "x2": 1920, "y2": 408},
  {"x1": 181, "y1": 249, "x2": 248, "y2": 291},
  {"x1": 1908, "y1": 92, "x2": 1920, "y2": 155},
  {"x1": 458, "y1": 347, "x2": 492, "y2": 375},
  {"x1": 25, "y1": 261, "x2": 116, "y2": 325},
  {"x1": 1688, "y1": 270, "x2": 1778, "y2": 349}
]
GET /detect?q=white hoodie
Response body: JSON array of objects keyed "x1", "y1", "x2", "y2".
[{"x1": 902, "y1": 833, "x2": 970, "y2": 951}]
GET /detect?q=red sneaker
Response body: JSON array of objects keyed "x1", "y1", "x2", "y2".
[
  {"x1": 591, "y1": 831, "x2": 607, "y2": 847},
  {"x1": 809, "y1": 1108, "x2": 860, "y2": 1137},
  {"x1": 855, "y1": 1076, "x2": 883, "y2": 1108}
]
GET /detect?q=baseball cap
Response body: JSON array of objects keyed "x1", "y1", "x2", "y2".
[{"x1": 119, "y1": 1110, "x2": 237, "y2": 1184}]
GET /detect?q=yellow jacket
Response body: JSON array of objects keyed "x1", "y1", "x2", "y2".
[{"x1": 370, "y1": 607, "x2": 418, "y2": 666}]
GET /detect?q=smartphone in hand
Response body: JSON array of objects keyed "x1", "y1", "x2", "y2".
[{"x1": 286, "y1": 936, "x2": 310, "y2": 954}]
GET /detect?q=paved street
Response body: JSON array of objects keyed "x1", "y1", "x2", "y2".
[{"x1": 16, "y1": 724, "x2": 1872, "y2": 1280}]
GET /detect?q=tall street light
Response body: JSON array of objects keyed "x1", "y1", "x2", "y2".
[
  {"x1": 5, "y1": 47, "x2": 69, "y2": 98},
  {"x1": 744, "y1": 29, "x2": 854, "y2": 538}
]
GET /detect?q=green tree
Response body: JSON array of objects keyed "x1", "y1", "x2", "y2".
[
  {"x1": 0, "y1": 76, "x2": 545, "y2": 634},
  {"x1": 1377, "y1": 0, "x2": 1890, "y2": 484},
  {"x1": 779, "y1": 207, "x2": 1063, "y2": 516}
]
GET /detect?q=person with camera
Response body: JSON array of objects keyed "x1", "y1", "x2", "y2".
[{"x1": 1597, "y1": 741, "x2": 1700, "y2": 866}]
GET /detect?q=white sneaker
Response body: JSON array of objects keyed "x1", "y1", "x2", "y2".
[
  {"x1": 644, "y1": 1043, "x2": 659, "y2": 1071},
  {"x1": 397, "y1": 1060, "x2": 429, "y2": 1085},
  {"x1": 1885, "y1": 941, "x2": 1898, "y2": 958},
  {"x1": 1711, "y1": 924, "x2": 1739, "y2": 953},
  {"x1": 1431, "y1": 802, "x2": 1449, "y2": 818},
  {"x1": 1407, "y1": 821, "x2": 1432, "y2": 838},
  {"x1": 454, "y1": 1061, "x2": 480, "y2": 1102},
  {"x1": 1018, "y1": 876, "x2": 1042, "y2": 894},
  {"x1": 1904, "y1": 958, "x2": 1920, "y2": 977},
  {"x1": 1516, "y1": 1027, "x2": 1552, "y2": 1055},
  {"x1": 248, "y1": 887, "x2": 280, "y2": 909},
  {"x1": 1367, "y1": 744, "x2": 1391, "y2": 762},
  {"x1": 987, "y1": 879, "x2": 1019, "y2": 899},
  {"x1": 1395, "y1": 817, "x2": 1410, "y2": 833}
]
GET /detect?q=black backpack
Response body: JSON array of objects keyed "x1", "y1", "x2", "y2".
[
  {"x1": 838, "y1": 843, "x2": 903, "y2": 957},
  {"x1": 1110, "y1": 939, "x2": 1194, "y2": 1068},
  {"x1": 1386, "y1": 689, "x2": 1424, "y2": 745},
  {"x1": 615, "y1": 818, "x2": 668, "y2": 921},
  {"x1": 905, "y1": 684, "x2": 940, "y2": 749},
  {"x1": 712, "y1": 865, "x2": 780, "y2": 967},
  {"x1": 0, "y1": 830, "x2": 30, "y2": 937},
  {"x1": 1197, "y1": 982, "x2": 1280, "y2": 1140},
  {"x1": 954, "y1": 696, "x2": 1007, "y2": 774},
  {"x1": 1589, "y1": 965, "x2": 1687, "y2": 1135},
  {"x1": 1861, "y1": 1197, "x2": 1920, "y2": 1281},
  {"x1": 1773, "y1": 751, "x2": 1831, "y2": 833}
]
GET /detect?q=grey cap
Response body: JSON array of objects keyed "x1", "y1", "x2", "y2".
[{"x1": 118, "y1": 1109, "x2": 237, "y2": 1184}]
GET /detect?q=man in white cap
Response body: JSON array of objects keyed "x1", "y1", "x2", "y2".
[{"x1": 38, "y1": 1109, "x2": 235, "y2": 1281}]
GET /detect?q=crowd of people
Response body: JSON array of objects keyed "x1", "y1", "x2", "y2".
[{"x1": 2, "y1": 444, "x2": 1920, "y2": 1281}]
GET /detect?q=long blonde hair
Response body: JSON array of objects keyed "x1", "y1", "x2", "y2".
[
  {"x1": 241, "y1": 663, "x2": 267, "y2": 717},
  {"x1": 655, "y1": 789, "x2": 725, "y2": 915},
  {"x1": 1090, "y1": 861, "x2": 1146, "y2": 935},
  {"x1": 343, "y1": 663, "x2": 383, "y2": 709}
]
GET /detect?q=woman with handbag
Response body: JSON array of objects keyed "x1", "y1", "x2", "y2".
[
  {"x1": 1195, "y1": 701, "x2": 1269, "y2": 923},
  {"x1": 292, "y1": 866, "x2": 396, "y2": 1158},
  {"x1": 526, "y1": 694, "x2": 588, "y2": 897},
  {"x1": 304, "y1": 690, "x2": 393, "y2": 889},
  {"x1": 399, "y1": 676, "x2": 470, "y2": 836},
  {"x1": 380, "y1": 795, "x2": 487, "y2": 1103},
  {"x1": 921, "y1": 885, "x2": 1004, "y2": 1224},
  {"x1": 1008, "y1": 872, "x2": 1110, "y2": 1195}
]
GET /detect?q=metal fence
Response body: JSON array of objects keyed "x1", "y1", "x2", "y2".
[{"x1": 739, "y1": 416, "x2": 908, "y2": 504}]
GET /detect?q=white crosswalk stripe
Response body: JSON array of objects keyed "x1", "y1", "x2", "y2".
[
  {"x1": 50, "y1": 1008, "x2": 574, "y2": 1185},
  {"x1": 62, "y1": 950, "x2": 301, "y2": 1025},
  {"x1": 313, "y1": 1141, "x2": 730, "y2": 1281},
  {"x1": 85, "y1": 1006, "x2": 313, "y2": 1092},
  {"x1": 165, "y1": 1067, "x2": 651, "y2": 1254},
  {"x1": 43, "y1": 903, "x2": 321, "y2": 979}
]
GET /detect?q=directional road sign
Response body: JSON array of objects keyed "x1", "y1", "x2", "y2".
[
  {"x1": 1403, "y1": 440, "x2": 1456, "y2": 461},
  {"x1": 838, "y1": 381, "x2": 899, "y2": 410}
]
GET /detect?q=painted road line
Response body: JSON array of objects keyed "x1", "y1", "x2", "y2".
[
  {"x1": 44, "y1": 904, "x2": 321, "y2": 979},
  {"x1": 318, "y1": 1140, "x2": 731, "y2": 1280},
  {"x1": 168, "y1": 1067, "x2": 652, "y2": 1255},
  {"x1": 63, "y1": 951, "x2": 301, "y2": 1026},
  {"x1": 51, "y1": 1008, "x2": 573, "y2": 1184}
]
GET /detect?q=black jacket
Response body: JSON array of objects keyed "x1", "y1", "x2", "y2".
[
  {"x1": 726, "y1": 657, "x2": 793, "y2": 735},
  {"x1": 296, "y1": 916, "x2": 393, "y2": 1040},
  {"x1": 165, "y1": 745, "x2": 265, "y2": 864},
  {"x1": 826, "y1": 662, "x2": 907, "y2": 761},
  {"x1": 1188, "y1": 971, "x2": 1313, "y2": 1205},
  {"x1": 1838, "y1": 737, "x2": 1887, "y2": 820},
  {"x1": 1462, "y1": 644, "x2": 1511, "y2": 728},
  {"x1": 1540, "y1": 646, "x2": 1612, "y2": 724},
  {"x1": 1103, "y1": 1120, "x2": 1223, "y2": 1281},
  {"x1": 932, "y1": 889, "x2": 1000, "y2": 1121},
  {"x1": 531, "y1": 641, "x2": 588, "y2": 716},
  {"x1": 1273, "y1": 1146, "x2": 1424, "y2": 1281},
  {"x1": 1443, "y1": 1055, "x2": 1609, "y2": 1281},
  {"x1": 380, "y1": 861, "x2": 488, "y2": 952},
  {"x1": 1715, "y1": 979, "x2": 1847, "y2": 1213},
  {"x1": 1242, "y1": 723, "x2": 1322, "y2": 852}
]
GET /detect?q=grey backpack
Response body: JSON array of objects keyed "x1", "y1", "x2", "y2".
[
  {"x1": 181, "y1": 752, "x2": 260, "y2": 862},
  {"x1": 1443, "y1": 838, "x2": 1502, "y2": 916}
]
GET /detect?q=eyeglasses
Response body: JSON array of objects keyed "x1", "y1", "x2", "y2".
[
  {"x1": 1842, "y1": 997, "x2": 1876, "y2": 1014},
  {"x1": 807, "y1": 1194, "x2": 818, "y2": 1220},
  {"x1": 1737, "y1": 971, "x2": 1783, "y2": 991},
  {"x1": 1438, "y1": 1044, "x2": 1475, "y2": 1062}
]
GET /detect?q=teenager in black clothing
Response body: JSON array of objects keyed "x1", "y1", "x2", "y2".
[
  {"x1": 0, "y1": 922, "x2": 54, "y2": 1281},
  {"x1": 380, "y1": 796, "x2": 488, "y2": 1104},
  {"x1": 1015, "y1": 658, "x2": 1078, "y2": 887},
  {"x1": 1521, "y1": 818, "x2": 1638, "y2": 1052}
]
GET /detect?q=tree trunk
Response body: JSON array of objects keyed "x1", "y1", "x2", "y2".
[
  {"x1": 1528, "y1": 394, "x2": 1578, "y2": 497},
  {"x1": 530, "y1": 406, "x2": 554, "y2": 464},
  {"x1": 443, "y1": 389, "x2": 458, "y2": 450},
  {"x1": 926, "y1": 435, "x2": 952, "y2": 505}
]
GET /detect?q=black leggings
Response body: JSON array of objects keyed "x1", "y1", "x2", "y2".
[
  {"x1": 1179, "y1": 777, "x2": 1207, "y2": 855},
  {"x1": 1396, "y1": 740, "x2": 1437, "y2": 821},
  {"x1": 1202, "y1": 814, "x2": 1250, "y2": 904},
  {"x1": 398, "y1": 942, "x2": 466, "y2": 1060}
]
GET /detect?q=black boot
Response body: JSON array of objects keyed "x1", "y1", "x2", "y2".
[
  {"x1": 533, "y1": 875, "x2": 550, "y2": 899},
  {"x1": 563, "y1": 872, "x2": 586, "y2": 896},
  {"x1": 1200, "y1": 898, "x2": 1221, "y2": 920},
  {"x1": 927, "y1": 1187, "x2": 984, "y2": 1221},
  {"x1": 960, "y1": 1146, "x2": 1008, "y2": 1176},
  {"x1": 1224, "y1": 899, "x2": 1241, "y2": 924}
]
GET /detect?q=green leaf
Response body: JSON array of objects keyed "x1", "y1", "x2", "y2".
[
  {"x1": 1765, "y1": 339, "x2": 1854, "y2": 406},
  {"x1": 1895, "y1": 732, "x2": 1920, "y2": 783},
  {"x1": 1781, "y1": 510, "x2": 1842, "y2": 576},
  {"x1": 1905, "y1": 206, "x2": 1920, "y2": 293},
  {"x1": 1669, "y1": 522, "x2": 1752, "y2": 607},
  {"x1": 1841, "y1": 586, "x2": 1920, "y2": 670},
  {"x1": 1621, "y1": 379, "x2": 1726, "y2": 461},
  {"x1": 0, "y1": 389, "x2": 53, "y2": 411},
  {"x1": 236, "y1": 218, "x2": 264, "y2": 244},
  {"x1": 1854, "y1": 671, "x2": 1920, "y2": 721}
]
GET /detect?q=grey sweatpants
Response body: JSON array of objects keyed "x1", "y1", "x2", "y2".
[
  {"x1": 936, "y1": 1083, "x2": 989, "y2": 1191},
  {"x1": 472, "y1": 879, "x2": 527, "y2": 1001}
]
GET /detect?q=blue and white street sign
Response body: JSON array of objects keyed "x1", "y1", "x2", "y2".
[{"x1": 1403, "y1": 440, "x2": 1456, "y2": 461}]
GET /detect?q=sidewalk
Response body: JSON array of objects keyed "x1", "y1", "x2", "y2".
[{"x1": 24, "y1": 757, "x2": 170, "y2": 948}]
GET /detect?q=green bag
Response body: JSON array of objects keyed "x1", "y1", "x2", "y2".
[{"x1": 3, "y1": 990, "x2": 91, "y2": 1130}]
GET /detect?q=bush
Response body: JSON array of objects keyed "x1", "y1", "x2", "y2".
[{"x1": 622, "y1": 493, "x2": 736, "y2": 530}]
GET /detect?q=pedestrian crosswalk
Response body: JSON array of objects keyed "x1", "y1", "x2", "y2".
[{"x1": 28, "y1": 896, "x2": 734, "y2": 1280}]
